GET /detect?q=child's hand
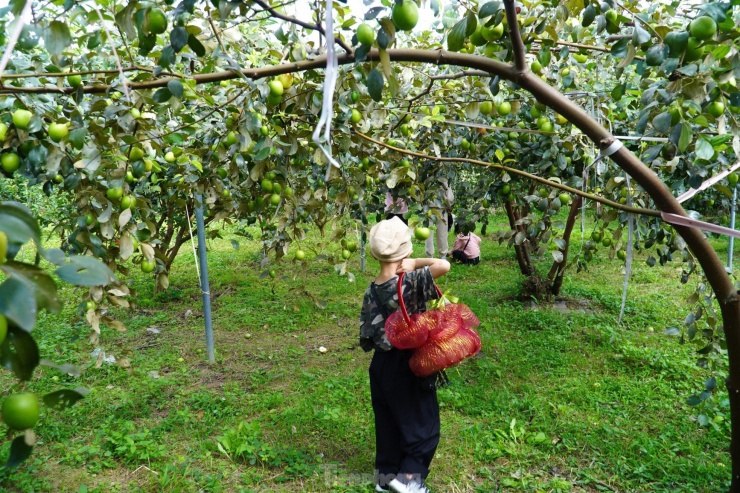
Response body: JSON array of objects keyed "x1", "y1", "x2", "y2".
[{"x1": 396, "y1": 258, "x2": 416, "y2": 274}]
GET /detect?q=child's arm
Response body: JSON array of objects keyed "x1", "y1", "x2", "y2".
[{"x1": 397, "y1": 258, "x2": 450, "y2": 279}]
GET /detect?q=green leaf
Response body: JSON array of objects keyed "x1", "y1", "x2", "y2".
[
  {"x1": 170, "y1": 27, "x2": 188, "y2": 52},
  {"x1": 479, "y1": 1, "x2": 501, "y2": 19},
  {"x1": 0, "y1": 202, "x2": 42, "y2": 251},
  {"x1": 0, "y1": 262, "x2": 60, "y2": 319},
  {"x1": 610, "y1": 38, "x2": 629, "y2": 58},
  {"x1": 0, "y1": 327, "x2": 40, "y2": 381},
  {"x1": 0, "y1": 278, "x2": 37, "y2": 332},
  {"x1": 367, "y1": 68, "x2": 384, "y2": 102},
  {"x1": 538, "y1": 45, "x2": 551, "y2": 67},
  {"x1": 43, "y1": 21, "x2": 72, "y2": 56},
  {"x1": 652, "y1": 111, "x2": 673, "y2": 133},
  {"x1": 632, "y1": 24, "x2": 651, "y2": 46},
  {"x1": 253, "y1": 146, "x2": 271, "y2": 161},
  {"x1": 115, "y1": 2, "x2": 138, "y2": 39},
  {"x1": 695, "y1": 138, "x2": 715, "y2": 160},
  {"x1": 43, "y1": 388, "x2": 87, "y2": 410},
  {"x1": 664, "y1": 31, "x2": 688, "y2": 58},
  {"x1": 188, "y1": 34, "x2": 206, "y2": 56},
  {"x1": 678, "y1": 123, "x2": 693, "y2": 152},
  {"x1": 152, "y1": 87, "x2": 173, "y2": 103},
  {"x1": 69, "y1": 128, "x2": 86, "y2": 150},
  {"x1": 645, "y1": 43, "x2": 668, "y2": 66},
  {"x1": 464, "y1": 11, "x2": 478, "y2": 37},
  {"x1": 581, "y1": 4, "x2": 595, "y2": 27},
  {"x1": 159, "y1": 45, "x2": 176, "y2": 68},
  {"x1": 55, "y1": 256, "x2": 116, "y2": 287},
  {"x1": 167, "y1": 79, "x2": 184, "y2": 99},
  {"x1": 5, "y1": 435, "x2": 33, "y2": 468},
  {"x1": 611, "y1": 83, "x2": 626, "y2": 101},
  {"x1": 447, "y1": 17, "x2": 469, "y2": 52}
]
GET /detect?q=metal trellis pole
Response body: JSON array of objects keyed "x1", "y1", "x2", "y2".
[{"x1": 194, "y1": 193, "x2": 215, "y2": 363}]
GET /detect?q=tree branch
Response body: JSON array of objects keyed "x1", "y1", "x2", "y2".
[{"x1": 504, "y1": 0, "x2": 527, "y2": 72}]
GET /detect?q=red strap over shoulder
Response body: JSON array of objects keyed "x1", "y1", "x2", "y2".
[{"x1": 396, "y1": 270, "x2": 443, "y2": 325}]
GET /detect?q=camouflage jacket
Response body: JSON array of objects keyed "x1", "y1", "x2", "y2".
[{"x1": 359, "y1": 267, "x2": 439, "y2": 352}]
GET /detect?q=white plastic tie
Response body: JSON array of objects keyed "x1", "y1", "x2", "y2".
[
  {"x1": 676, "y1": 161, "x2": 740, "y2": 204},
  {"x1": 184, "y1": 201, "x2": 202, "y2": 287},
  {"x1": 662, "y1": 212, "x2": 740, "y2": 239},
  {"x1": 312, "y1": 0, "x2": 341, "y2": 181},
  {"x1": 0, "y1": 1, "x2": 33, "y2": 79},
  {"x1": 619, "y1": 175, "x2": 634, "y2": 324}
]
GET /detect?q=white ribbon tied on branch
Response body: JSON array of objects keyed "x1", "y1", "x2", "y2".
[{"x1": 312, "y1": 0, "x2": 342, "y2": 182}]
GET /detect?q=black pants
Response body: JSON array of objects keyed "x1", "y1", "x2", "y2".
[{"x1": 370, "y1": 349, "x2": 440, "y2": 486}]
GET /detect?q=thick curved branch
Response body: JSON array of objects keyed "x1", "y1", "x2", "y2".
[{"x1": 504, "y1": 0, "x2": 527, "y2": 72}]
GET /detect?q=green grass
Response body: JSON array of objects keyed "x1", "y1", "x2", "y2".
[{"x1": 0, "y1": 213, "x2": 734, "y2": 492}]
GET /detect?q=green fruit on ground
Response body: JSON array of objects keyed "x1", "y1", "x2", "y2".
[
  {"x1": 277, "y1": 73, "x2": 293, "y2": 89},
  {"x1": 120, "y1": 196, "x2": 136, "y2": 210},
  {"x1": 270, "y1": 193, "x2": 281, "y2": 206},
  {"x1": 497, "y1": 101, "x2": 512, "y2": 116},
  {"x1": 1, "y1": 153, "x2": 20, "y2": 173},
  {"x1": 295, "y1": 250, "x2": 306, "y2": 260},
  {"x1": 414, "y1": 227, "x2": 431, "y2": 241},
  {"x1": 106, "y1": 187, "x2": 123, "y2": 201},
  {"x1": 351, "y1": 91, "x2": 360, "y2": 103},
  {"x1": 141, "y1": 259, "x2": 156, "y2": 273},
  {"x1": 392, "y1": 0, "x2": 419, "y2": 31},
  {"x1": 67, "y1": 74, "x2": 82, "y2": 87},
  {"x1": 707, "y1": 101, "x2": 725, "y2": 118},
  {"x1": 12, "y1": 109, "x2": 32, "y2": 129},
  {"x1": 0, "y1": 231, "x2": 6, "y2": 264},
  {"x1": 261, "y1": 179, "x2": 274, "y2": 192},
  {"x1": 129, "y1": 147, "x2": 145, "y2": 161},
  {"x1": 148, "y1": 8, "x2": 168, "y2": 34},
  {"x1": 268, "y1": 79, "x2": 284, "y2": 97},
  {"x1": 480, "y1": 101, "x2": 493, "y2": 115},
  {"x1": 351, "y1": 109, "x2": 362, "y2": 124},
  {"x1": 728, "y1": 172, "x2": 739, "y2": 187},
  {"x1": 689, "y1": 16, "x2": 717, "y2": 41},
  {"x1": 0, "y1": 313, "x2": 6, "y2": 346},
  {"x1": 559, "y1": 193, "x2": 571, "y2": 205},
  {"x1": 2, "y1": 392, "x2": 40, "y2": 430},
  {"x1": 357, "y1": 23, "x2": 375, "y2": 46}
]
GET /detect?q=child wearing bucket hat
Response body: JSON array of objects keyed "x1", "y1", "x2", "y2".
[{"x1": 359, "y1": 216, "x2": 450, "y2": 493}]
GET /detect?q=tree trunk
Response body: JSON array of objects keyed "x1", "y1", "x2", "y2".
[
  {"x1": 504, "y1": 200, "x2": 534, "y2": 276},
  {"x1": 547, "y1": 195, "x2": 582, "y2": 296}
]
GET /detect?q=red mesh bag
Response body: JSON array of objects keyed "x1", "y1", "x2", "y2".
[{"x1": 384, "y1": 273, "x2": 482, "y2": 377}]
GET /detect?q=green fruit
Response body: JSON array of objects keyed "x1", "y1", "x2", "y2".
[
  {"x1": 531, "y1": 60, "x2": 543, "y2": 73},
  {"x1": 2, "y1": 393, "x2": 40, "y2": 430},
  {"x1": 0, "y1": 123, "x2": 7, "y2": 141},
  {"x1": 357, "y1": 23, "x2": 375, "y2": 46},
  {"x1": 129, "y1": 147, "x2": 145, "y2": 161},
  {"x1": 707, "y1": 101, "x2": 725, "y2": 118},
  {"x1": 497, "y1": 101, "x2": 512, "y2": 116},
  {"x1": 85, "y1": 214, "x2": 95, "y2": 226},
  {"x1": 392, "y1": 0, "x2": 419, "y2": 31},
  {"x1": 283, "y1": 186, "x2": 294, "y2": 197},
  {"x1": 106, "y1": 187, "x2": 123, "y2": 201},
  {"x1": 684, "y1": 37, "x2": 704, "y2": 62},
  {"x1": 269, "y1": 269, "x2": 276, "y2": 278},
  {"x1": 226, "y1": 131, "x2": 238, "y2": 146},
  {"x1": 346, "y1": 240, "x2": 358, "y2": 253},
  {"x1": 501, "y1": 184, "x2": 511, "y2": 195},
  {"x1": 728, "y1": 172, "x2": 739, "y2": 187},
  {"x1": 482, "y1": 23, "x2": 504, "y2": 41},
  {"x1": 461, "y1": 138, "x2": 470, "y2": 149},
  {"x1": 539, "y1": 120, "x2": 554, "y2": 132},
  {"x1": 295, "y1": 250, "x2": 306, "y2": 260},
  {"x1": 12, "y1": 109, "x2": 32, "y2": 129},
  {"x1": 341, "y1": 249, "x2": 351, "y2": 259},
  {"x1": 351, "y1": 109, "x2": 362, "y2": 124},
  {"x1": 270, "y1": 193, "x2": 281, "y2": 206},
  {"x1": 558, "y1": 193, "x2": 571, "y2": 205},
  {"x1": 141, "y1": 259, "x2": 156, "y2": 273},
  {"x1": 260, "y1": 125, "x2": 269, "y2": 136},
  {"x1": 469, "y1": 28, "x2": 487, "y2": 47},
  {"x1": 602, "y1": 237, "x2": 612, "y2": 247},
  {"x1": 130, "y1": 108, "x2": 141, "y2": 119},
  {"x1": 480, "y1": 101, "x2": 493, "y2": 115},
  {"x1": 277, "y1": 73, "x2": 293, "y2": 89},
  {"x1": 164, "y1": 151, "x2": 176, "y2": 163},
  {"x1": 617, "y1": 250, "x2": 627, "y2": 261},
  {"x1": 261, "y1": 179, "x2": 274, "y2": 192},
  {"x1": 67, "y1": 74, "x2": 82, "y2": 87},
  {"x1": 573, "y1": 53, "x2": 588, "y2": 63},
  {"x1": 414, "y1": 227, "x2": 431, "y2": 240},
  {"x1": 125, "y1": 171, "x2": 135, "y2": 183},
  {"x1": 85, "y1": 300, "x2": 96, "y2": 311},
  {"x1": 217, "y1": 168, "x2": 228, "y2": 179},
  {"x1": 351, "y1": 91, "x2": 360, "y2": 103},
  {"x1": 268, "y1": 80, "x2": 284, "y2": 97},
  {"x1": 1, "y1": 153, "x2": 20, "y2": 173},
  {"x1": 148, "y1": 8, "x2": 168, "y2": 35},
  {"x1": 120, "y1": 196, "x2": 136, "y2": 210},
  {"x1": 689, "y1": 16, "x2": 717, "y2": 41},
  {"x1": 222, "y1": 189, "x2": 231, "y2": 198}
]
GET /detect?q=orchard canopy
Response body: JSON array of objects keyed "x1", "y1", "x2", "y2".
[{"x1": 3, "y1": 0, "x2": 740, "y2": 488}]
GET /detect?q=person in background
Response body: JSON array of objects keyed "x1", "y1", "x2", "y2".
[
  {"x1": 450, "y1": 225, "x2": 481, "y2": 265},
  {"x1": 360, "y1": 217, "x2": 450, "y2": 493},
  {"x1": 425, "y1": 179, "x2": 454, "y2": 259},
  {"x1": 385, "y1": 191, "x2": 408, "y2": 225}
]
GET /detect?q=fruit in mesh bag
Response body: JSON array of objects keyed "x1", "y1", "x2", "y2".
[{"x1": 410, "y1": 326, "x2": 482, "y2": 377}]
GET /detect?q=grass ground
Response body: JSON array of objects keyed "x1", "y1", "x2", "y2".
[{"x1": 0, "y1": 212, "x2": 733, "y2": 492}]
